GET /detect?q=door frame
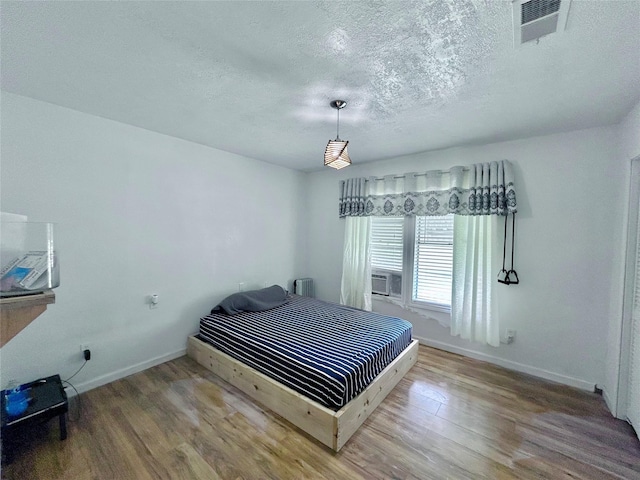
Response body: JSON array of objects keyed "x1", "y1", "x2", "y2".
[{"x1": 617, "y1": 156, "x2": 640, "y2": 421}]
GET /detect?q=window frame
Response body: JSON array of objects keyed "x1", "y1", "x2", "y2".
[{"x1": 371, "y1": 215, "x2": 453, "y2": 315}]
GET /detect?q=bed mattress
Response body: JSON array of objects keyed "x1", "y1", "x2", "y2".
[{"x1": 198, "y1": 294, "x2": 413, "y2": 410}]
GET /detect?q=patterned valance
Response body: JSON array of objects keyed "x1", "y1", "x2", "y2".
[{"x1": 339, "y1": 160, "x2": 517, "y2": 217}]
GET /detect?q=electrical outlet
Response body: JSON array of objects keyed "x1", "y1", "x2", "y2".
[
  {"x1": 500, "y1": 330, "x2": 517, "y2": 344},
  {"x1": 239, "y1": 282, "x2": 245, "y2": 292}
]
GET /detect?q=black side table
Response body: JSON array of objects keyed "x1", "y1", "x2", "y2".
[{"x1": 1, "y1": 374, "x2": 68, "y2": 463}]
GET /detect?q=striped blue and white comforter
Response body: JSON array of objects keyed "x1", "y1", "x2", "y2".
[{"x1": 198, "y1": 294, "x2": 413, "y2": 410}]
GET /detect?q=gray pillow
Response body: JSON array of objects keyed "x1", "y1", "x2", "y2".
[{"x1": 211, "y1": 284, "x2": 288, "y2": 315}]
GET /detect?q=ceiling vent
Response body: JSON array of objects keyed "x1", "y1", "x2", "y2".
[{"x1": 513, "y1": 0, "x2": 571, "y2": 45}]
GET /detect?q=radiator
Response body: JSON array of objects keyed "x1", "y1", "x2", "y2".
[{"x1": 294, "y1": 278, "x2": 314, "y2": 297}]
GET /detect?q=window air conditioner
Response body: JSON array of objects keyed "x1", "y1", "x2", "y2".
[
  {"x1": 372, "y1": 273, "x2": 390, "y2": 295},
  {"x1": 389, "y1": 273, "x2": 402, "y2": 297},
  {"x1": 372, "y1": 272, "x2": 402, "y2": 297}
]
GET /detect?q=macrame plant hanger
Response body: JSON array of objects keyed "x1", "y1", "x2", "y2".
[{"x1": 498, "y1": 213, "x2": 519, "y2": 285}]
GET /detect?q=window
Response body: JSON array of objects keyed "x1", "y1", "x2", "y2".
[
  {"x1": 370, "y1": 215, "x2": 454, "y2": 312},
  {"x1": 370, "y1": 217, "x2": 404, "y2": 273},
  {"x1": 413, "y1": 216, "x2": 454, "y2": 308}
]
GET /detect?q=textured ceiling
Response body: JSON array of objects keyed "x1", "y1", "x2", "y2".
[{"x1": 1, "y1": 1, "x2": 639, "y2": 172}]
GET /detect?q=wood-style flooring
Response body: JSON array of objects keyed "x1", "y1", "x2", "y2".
[{"x1": 2, "y1": 345, "x2": 639, "y2": 479}]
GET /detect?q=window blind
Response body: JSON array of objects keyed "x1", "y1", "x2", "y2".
[
  {"x1": 413, "y1": 215, "x2": 454, "y2": 307},
  {"x1": 371, "y1": 217, "x2": 404, "y2": 272}
]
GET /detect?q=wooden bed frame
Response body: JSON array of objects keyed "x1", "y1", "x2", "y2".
[{"x1": 187, "y1": 335, "x2": 419, "y2": 451}]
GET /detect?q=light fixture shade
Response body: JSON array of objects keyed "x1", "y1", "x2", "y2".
[{"x1": 324, "y1": 140, "x2": 351, "y2": 170}]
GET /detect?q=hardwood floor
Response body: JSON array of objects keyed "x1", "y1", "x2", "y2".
[{"x1": 2, "y1": 345, "x2": 639, "y2": 479}]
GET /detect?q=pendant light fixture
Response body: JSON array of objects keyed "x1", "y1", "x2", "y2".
[{"x1": 324, "y1": 100, "x2": 351, "y2": 170}]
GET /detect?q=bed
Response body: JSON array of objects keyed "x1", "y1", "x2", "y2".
[{"x1": 187, "y1": 292, "x2": 419, "y2": 451}]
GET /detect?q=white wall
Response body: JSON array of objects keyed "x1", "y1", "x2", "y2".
[
  {"x1": 2, "y1": 90, "x2": 634, "y2": 402},
  {"x1": 605, "y1": 100, "x2": 640, "y2": 415},
  {"x1": 619, "y1": 101, "x2": 640, "y2": 162},
  {"x1": 0, "y1": 93, "x2": 307, "y2": 392},
  {"x1": 307, "y1": 125, "x2": 626, "y2": 390}
]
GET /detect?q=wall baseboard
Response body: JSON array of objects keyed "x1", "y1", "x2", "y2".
[
  {"x1": 67, "y1": 339, "x2": 596, "y2": 400},
  {"x1": 415, "y1": 336, "x2": 595, "y2": 392},
  {"x1": 67, "y1": 348, "x2": 187, "y2": 396}
]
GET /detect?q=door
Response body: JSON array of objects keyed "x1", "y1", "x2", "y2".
[{"x1": 620, "y1": 157, "x2": 640, "y2": 438}]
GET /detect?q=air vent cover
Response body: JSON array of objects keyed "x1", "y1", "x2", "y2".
[
  {"x1": 521, "y1": 0, "x2": 560, "y2": 25},
  {"x1": 513, "y1": 0, "x2": 571, "y2": 45}
]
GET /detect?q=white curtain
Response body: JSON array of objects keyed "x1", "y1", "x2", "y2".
[
  {"x1": 452, "y1": 214, "x2": 500, "y2": 346},
  {"x1": 338, "y1": 161, "x2": 516, "y2": 343},
  {"x1": 340, "y1": 216, "x2": 372, "y2": 311}
]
